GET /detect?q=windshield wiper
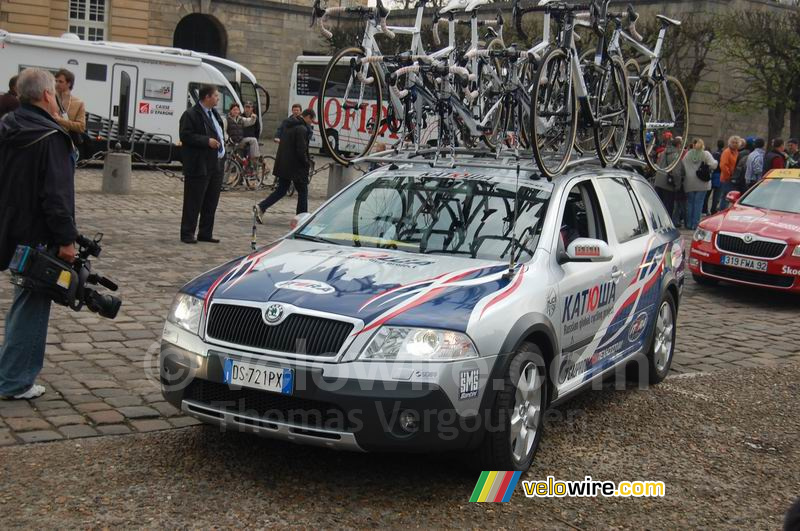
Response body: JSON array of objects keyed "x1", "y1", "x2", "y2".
[{"x1": 293, "y1": 233, "x2": 339, "y2": 245}]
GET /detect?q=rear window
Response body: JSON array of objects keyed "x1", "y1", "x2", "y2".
[{"x1": 596, "y1": 178, "x2": 649, "y2": 243}]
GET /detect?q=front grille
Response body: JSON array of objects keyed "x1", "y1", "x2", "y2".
[
  {"x1": 716, "y1": 234, "x2": 786, "y2": 259},
  {"x1": 185, "y1": 379, "x2": 350, "y2": 430},
  {"x1": 206, "y1": 304, "x2": 353, "y2": 356},
  {"x1": 701, "y1": 263, "x2": 794, "y2": 288}
]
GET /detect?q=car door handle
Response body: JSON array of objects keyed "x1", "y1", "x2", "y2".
[{"x1": 611, "y1": 268, "x2": 625, "y2": 280}]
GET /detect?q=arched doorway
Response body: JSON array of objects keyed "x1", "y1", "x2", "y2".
[{"x1": 173, "y1": 14, "x2": 227, "y2": 57}]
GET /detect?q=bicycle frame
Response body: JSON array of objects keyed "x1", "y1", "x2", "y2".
[{"x1": 608, "y1": 23, "x2": 677, "y2": 132}]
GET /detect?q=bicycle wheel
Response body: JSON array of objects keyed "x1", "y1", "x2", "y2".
[
  {"x1": 593, "y1": 55, "x2": 630, "y2": 167},
  {"x1": 247, "y1": 155, "x2": 275, "y2": 191},
  {"x1": 223, "y1": 157, "x2": 243, "y2": 189},
  {"x1": 475, "y1": 58, "x2": 505, "y2": 150},
  {"x1": 640, "y1": 75, "x2": 689, "y2": 173},
  {"x1": 531, "y1": 48, "x2": 578, "y2": 178},
  {"x1": 517, "y1": 61, "x2": 535, "y2": 149},
  {"x1": 352, "y1": 182, "x2": 405, "y2": 243},
  {"x1": 318, "y1": 47, "x2": 383, "y2": 166}
]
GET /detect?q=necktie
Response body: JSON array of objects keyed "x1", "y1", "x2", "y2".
[{"x1": 207, "y1": 109, "x2": 225, "y2": 159}]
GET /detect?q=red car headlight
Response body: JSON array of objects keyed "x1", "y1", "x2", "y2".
[{"x1": 693, "y1": 228, "x2": 713, "y2": 243}]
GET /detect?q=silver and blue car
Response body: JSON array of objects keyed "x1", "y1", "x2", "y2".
[{"x1": 160, "y1": 160, "x2": 684, "y2": 471}]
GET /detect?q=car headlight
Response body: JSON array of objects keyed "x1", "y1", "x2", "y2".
[
  {"x1": 793, "y1": 246, "x2": 800, "y2": 258},
  {"x1": 360, "y1": 327, "x2": 479, "y2": 362},
  {"x1": 693, "y1": 228, "x2": 713, "y2": 243},
  {"x1": 167, "y1": 293, "x2": 203, "y2": 335}
]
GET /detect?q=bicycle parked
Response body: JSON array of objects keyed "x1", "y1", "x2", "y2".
[{"x1": 222, "y1": 141, "x2": 276, "y2": 191}]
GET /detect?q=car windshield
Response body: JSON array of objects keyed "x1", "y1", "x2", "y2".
[
  {"x1": 740, "y1": 178, "x2": 800, "y2": 214},
  {"x1": 296, "y1": 174, "x2": 552, "y2": 262}
]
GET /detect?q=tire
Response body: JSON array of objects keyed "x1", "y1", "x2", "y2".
[
  {"x1": 593, "y1": 54, "x2": 630, "y2": 167},
  {"x1": 476, "y1": 342, "x2": 548, "y2": 472},
  {"x1": 317, "y1": 46, "x2": 383, "y2": 166},
  {"x1": 692, "y1": 273, "x2": 718, "y2": 286},
  {"x1": 223, "y1": 158, "x2": 243, "y2": 189},
  {"x1": 531, "y1": 48, "x2": 578, "y2": 178},
  {"x1": 352, "y1": 182, "x2": 405, "y2": 244},
  {"x1": 640, "y1": 75, "x2": 689, "y2": 173},
  {"x1": 645, "y1": 292, "x2": 677, "y2": 385}
]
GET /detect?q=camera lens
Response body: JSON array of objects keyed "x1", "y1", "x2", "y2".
[{"x1": 85, "y1": 289, "x2": 122, "y2": 319}]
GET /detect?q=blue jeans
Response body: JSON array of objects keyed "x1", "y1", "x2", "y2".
[
  {"x1": 0, "y1": 286, "x2": 52, "y2": 396},
  {"x1": 686, "y1": 191, "x2": 706, "y2": 230},
  {"x1": 718, "y1": 181, "x2": 735, "y2": 211}
]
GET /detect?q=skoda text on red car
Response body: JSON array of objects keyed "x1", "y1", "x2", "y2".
[{"x1": 690, "y1": 169, "x2": 800, "y2": 292}]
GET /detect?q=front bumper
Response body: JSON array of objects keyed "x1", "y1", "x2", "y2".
[
  {"x1": 160, "y1": 341, "x2": 496, "y2": 453},
  {"x1": 689, "y1": 241, "x2": 800, "y2": 292}
]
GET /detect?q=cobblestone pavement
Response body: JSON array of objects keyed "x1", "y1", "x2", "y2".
[{"x1": 0, "y1": 167, "x2": 798, "y2": 446}]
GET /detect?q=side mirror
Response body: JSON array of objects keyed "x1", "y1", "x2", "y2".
[
  {"x1": 290, "y1": 212, "x2": 311, "y2": 231},
  {"x1": 560, "y1": 238, "x2": 614, "y2": 264},
  {"x1": 726, "y1": 191, "x2": 742, "y2": 204}
]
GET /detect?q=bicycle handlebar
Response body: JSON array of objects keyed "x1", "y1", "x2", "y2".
[
  {"x1": 626, "y1": 3, "x2": 643, "y2": 42},
  {"x1": 311, "y1": 1, "x2": 395, "y2": 40}
]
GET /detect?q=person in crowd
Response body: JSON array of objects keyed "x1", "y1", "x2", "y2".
[
  {"x1": 762, "y1": 138, "x2": 786, "y2": 174},
  {"x1": 241, "y1": 101, "x2": 259, "y2": 139},
  {"x1": 744, "y1": 137, "x2": 767, "y2": 189},
  {"x1": 704, "y1": 139, "x2": 724, "y2": 215},
  {"x1": 53, "y1": 68, "x2": 85, "y2": 163},
  {"x1": 224, "y1": 103, "x2": 259, "y2": 170},
  {"x1": 681, "y1": 138, "x2": 718, "y2": 230},
  {"x1": 275, "y1": 103, "x2": 302, "y2": 143},
  {"x1": 729, "y1": 136, "x2": 753, "y2": 198},
  {"x1": 178, "y1": 85, "x2": 226, "y2": 244},
  {"x1": 718, "y1": 135, "x2": 741, "y2": 209},
  {"x1": 0, "y1": 75, "x2": 20, "y2": 119},
  {"x1": 0, "y1": 68, "x2": 79, "y2": 400},
  {"x1": 255, "y1": 109, "x2": 316, "y2": 222},
  {"x1": 653, "y1": 136, "x2": 683, "y2": 222},
  {"x1": 787, "y1": 138, "x2": 799, "y2": 169},
  {"x1": 671, "y1": 137, "x2": 690, "y2": 228}
]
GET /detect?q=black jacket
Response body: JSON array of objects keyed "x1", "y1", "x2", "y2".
[
  {"x1": 276, "y1": 116, "x2": 313, "y2": 143},
  {"x1": 273, "y1": 116, "x2": 311, "y2": 181},
  {"x1": 0, "y1": 104, "x2": 78, "y2": 270},
  {"x1": 179, "y1": 103, "x2": 224, "y2": 178}
]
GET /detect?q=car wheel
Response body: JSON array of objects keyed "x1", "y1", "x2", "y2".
[
  {"x1": 646, "y1": 292, "x2": 677, "y2": 385},
  {"x1": 692, "y1": 273, "x2": 718, "y2": 286},
  {"x1": 476, "y1": 342, "x2": 547, "y2": 472}
]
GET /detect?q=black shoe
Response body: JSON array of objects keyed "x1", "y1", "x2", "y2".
[
  {"x1": 198, "y1": 237, "x2": 220, "y2": 243},
  {"x1": 181, "y1": 238, "x2": 198, "y2": 244}
]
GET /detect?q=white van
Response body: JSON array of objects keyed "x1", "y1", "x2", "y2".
[{"x1": 0, "y1": 30, "x2": 257, "y2": 162}]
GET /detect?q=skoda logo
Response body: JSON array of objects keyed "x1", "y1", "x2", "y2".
[
  {"x1": 743, "y1": 234, "x2": 754, "y2": 244},
  {"x1": 263, "y1": 304, "x2": 285, "y2": 325}
]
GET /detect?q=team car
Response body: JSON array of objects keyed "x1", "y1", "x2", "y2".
[
  {"x1": 689, "y1": 168, "x2": 800, "y2": 292},
  {"x1": 160, "y1": 160, "x2": 685, "y2": 471}
]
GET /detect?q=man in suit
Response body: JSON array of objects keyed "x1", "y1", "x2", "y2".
[{"x1": 179, "y1": 85, "x2": 226, "y2": 244}]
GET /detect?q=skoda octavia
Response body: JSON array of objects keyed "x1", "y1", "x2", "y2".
[{"x1": 160, "y1": 162, "x2": 684, "y2": 471}]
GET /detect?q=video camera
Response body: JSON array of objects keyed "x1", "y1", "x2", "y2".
[{"x1": 8, "y1": 234, "x2": 122, "y2": 319}]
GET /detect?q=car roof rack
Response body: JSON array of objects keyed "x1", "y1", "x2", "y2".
[{"x1": 352, "y1": 146, "x2": 649, "y2": 180}]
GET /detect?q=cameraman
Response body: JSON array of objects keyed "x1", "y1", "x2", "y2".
[{"x1": 0, "y1": 68, "x2": 78, "y2": 400}]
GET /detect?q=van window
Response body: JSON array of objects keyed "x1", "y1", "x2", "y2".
[
  {"x1": 188, "y1": 83, "x2": 237, "y2": 113},
  {"x1": 86, "y1": 63, "x2": 107, "y2": 82}
]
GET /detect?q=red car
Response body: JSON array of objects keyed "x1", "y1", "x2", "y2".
[{"x1": 689, "y1": 169, "x2": 800, "y2": 292}]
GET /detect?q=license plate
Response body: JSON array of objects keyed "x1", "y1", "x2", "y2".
[
  {"x1": 720, "y1": 255, "x2": 768, "y2": 272},
  {"x1": 223, "y1": 359, "x2": 293, "y2": 395}
]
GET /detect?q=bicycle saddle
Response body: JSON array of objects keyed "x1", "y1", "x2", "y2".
[
  {"x1": 656, "y1": 14, "x2": 681, "y2": 27},
  {"x1": 440, "y1": 0, "x2": 469, "y2": 15},
  {"x1": 465, "y1": 0, "x2": 492, "y2": 12}
]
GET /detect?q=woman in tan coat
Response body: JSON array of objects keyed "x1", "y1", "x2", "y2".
[{"x1": 54, "y1": 68, "x2": 85, "y2": 136}]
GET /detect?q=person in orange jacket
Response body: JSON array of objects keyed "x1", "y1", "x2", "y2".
[{"x1": 717, "y1": 136, "x2": 741, "y2": 210}]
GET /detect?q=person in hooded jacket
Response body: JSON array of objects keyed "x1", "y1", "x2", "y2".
[
  {"x1": 680, "y1": 138, "x2": 718, "y2": 230},
  {"x1": 0, "y1": 68, "x2": 78, "y2": 400},
  {"x1": 254, "y1": 109, "x2": 315, "y2": 223}
]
